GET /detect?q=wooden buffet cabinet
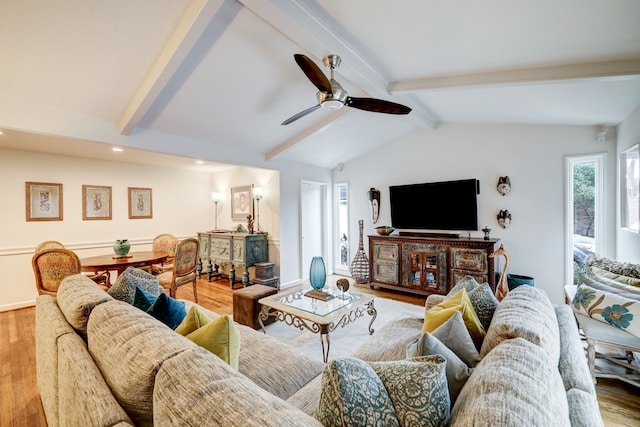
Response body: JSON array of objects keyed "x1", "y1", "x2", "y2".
[
  {"x1": 368, "y1": 234, "x2": 499, "y2": 296},
  {"x1": 197, "y1": 232, "x2": 268, "y2": 287}
]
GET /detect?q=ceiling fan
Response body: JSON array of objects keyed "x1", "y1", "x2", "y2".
[{"x1": 281, "y1": 54, "x2": 412, "y2": 125}]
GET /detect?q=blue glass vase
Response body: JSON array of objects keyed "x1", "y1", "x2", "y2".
[{"x1": 309, "y1": 256, "x2": 326, "y2": 290}]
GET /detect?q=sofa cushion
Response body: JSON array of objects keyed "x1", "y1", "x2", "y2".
[
  {"x1": 423, "y1": 289, "x2": 486, "y2": 348},
  {"x1": 572, "y1": 282, "x2": 640, "y2": 339},
  {"x1": 286, "y1": 375, "x2": 323, "y2": 417},
  {"x1": 153, "y1": 346, "x2": 321, "y2": 426},
  {"x1": 317, "y1": 357, "x2": 399, "y2": 427},
  {"x1": 57, "y1": 332, "x2": 134, "y2": 427},
  {"x1": 56, "y1": 273, "x2": 113, "y2": 336},
  {"x1": 406, "y1": 332, "x2": 471, "y2": 403},
  {"x1": 87, "y1": 300, "x2": 197, "y2": 426},
  {"x1": 108, "y1": 267, "x2": 163, "y2": 305},
  {"x1": 468, "y1": 283, "x2": 499, "y2": 331},
  {"x1": 370, "y1": 356, "x2": 450, "y2": 427},
  {"x1": 145, "y1": 292, "x2": 186, "y2": 329},
  {"x1": 351, "y1": 317, "x2": 423, "y2": 361},
  {"x1": 450, "y1": 337, "x2": 570, "y2": 427},
  {"x1": 237, "y1": 323, "x2": 324, "y2": 400},
  {"x1": 480, "y1": 285, "x2": 560, "y2": 362}
]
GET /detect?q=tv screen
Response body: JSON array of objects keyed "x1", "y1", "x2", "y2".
[{"x1": 389, "y1": 179, "x2": 479, "y2": 231}]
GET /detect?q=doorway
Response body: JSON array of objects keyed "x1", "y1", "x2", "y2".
[
  {"x1": 301, "y1": 181, "x2": 328, "y2": 280},
  {"x1": 565, "y1": 154, "x2": 605, "y2": 285}
]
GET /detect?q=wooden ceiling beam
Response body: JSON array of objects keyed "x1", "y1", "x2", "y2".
[
  {"x1": 117, "y1": 0, "x2": 238, "y2": 135},
  {"x1": 389, "y1": 58, "x2": 640, "y2": 93}
]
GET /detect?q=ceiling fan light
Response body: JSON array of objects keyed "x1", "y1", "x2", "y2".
[{"x1": 322, "y1": 99, "x2": 343, "y2": 110}]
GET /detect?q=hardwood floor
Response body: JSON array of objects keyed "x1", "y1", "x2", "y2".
[{"x1": 1, "y1": 276, "x2": 638, "y2": 426}]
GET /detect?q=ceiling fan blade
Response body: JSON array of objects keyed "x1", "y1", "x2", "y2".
[
  {"x1": 345, "y1": 97, "x2": 412, "y2": 115},
  {"x1": 294, "y1": 54, "x2": 332, "y2": 94},
  {"x1": 281, "y1": 104, "x2": 321, "y2": 125}
]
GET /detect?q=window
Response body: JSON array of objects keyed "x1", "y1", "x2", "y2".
[
  {"x1": 335, "y1": 183, "x2": 349, "y2": 271},
  {"x1": 621, "y1": 144, "x2": 639, "y2": 232},
  {"x1": 565, "y1": 154, "x2": 605, "y2": 285}
]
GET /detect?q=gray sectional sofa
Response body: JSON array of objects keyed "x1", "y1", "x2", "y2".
[{"x1": 36, "y1": 274, "x2": 602, "y2": 426}]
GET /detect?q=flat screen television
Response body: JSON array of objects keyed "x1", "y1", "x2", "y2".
[{"x1": 389, "y1": 179, "x2": 479, "y2": 231}]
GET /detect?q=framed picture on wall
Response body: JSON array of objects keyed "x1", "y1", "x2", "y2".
[
  {"x1": 128, "y1": 187, "x2": 152, "y2": 219},
  {"x1": 231, "y1": 185, "x2": 253, "y2": 221},
  {"x1": 82, "y1": 185, "x2": 112, "y2": 220},
  {"x1": 26, "y1": 182, "x2": 63, "y2": 221}
]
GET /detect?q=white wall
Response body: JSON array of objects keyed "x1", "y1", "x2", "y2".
[
  {"x1": 334, "y1": 123, "x2": 618, "y2": 304},
  {"x1": 0, "y1": 143, "x2": 333, "y2": 311},
  {"x1": 616, "y1": 104, "x2": 640, "y2": 263}
]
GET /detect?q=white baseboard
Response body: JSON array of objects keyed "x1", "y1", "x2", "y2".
[{"x1": 0, "y1": 300, "x2": 36, "y2": 312}]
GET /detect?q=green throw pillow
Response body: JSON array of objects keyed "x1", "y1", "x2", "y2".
[
  {"x1": 318, "y1": 357, "x2": 399, "y2": 427},
  {"x1": 133, "y1": 286, "x2": 158, "y2": 312},
  {"x1": 370, "y1": 356, "x2": 450, "y2": 427},
  {"x1": 175, "y1": 307, "x2": 240, "y2": 369},
  {"x1": 175, "y1": 305, "x2": 213, "y2": 335},
  {"x1": 146, "y1": 293, "x2": 187, "y2": 330}
]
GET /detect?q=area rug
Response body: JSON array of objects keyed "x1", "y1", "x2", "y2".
[{"x1": 263, "y1": 296, "x2": 424, "y2": 362}]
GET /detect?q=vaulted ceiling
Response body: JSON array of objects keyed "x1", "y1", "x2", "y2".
[{"x1": 1, "y1": 0, "x2": 639, "y2": 170}]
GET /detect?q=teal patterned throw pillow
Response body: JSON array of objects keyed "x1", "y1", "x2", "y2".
[
  {"x1": 370, "y1": 356, "x2": 450, "y2": 427},
  {"x1": 447, "y1": 275, "x2": 480, "y2": 297},
  {"x1": 468, "y1": 283, "x2": 500, "y2": 331},
  {"x1": 318, "y1": 357, "x2": 399, "y2": 427}
]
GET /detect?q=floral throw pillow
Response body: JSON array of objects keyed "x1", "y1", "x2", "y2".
[{"x1": 573, "y1": 282, "x2": 640, "y2": 339}]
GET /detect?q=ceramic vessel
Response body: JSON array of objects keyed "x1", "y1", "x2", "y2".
[
  {"x1": 114, "y1": 239, "x2": 131, "y2": 257},
  {"x1": 309, "y1": 256, "x2": 326, "y2": 290}
]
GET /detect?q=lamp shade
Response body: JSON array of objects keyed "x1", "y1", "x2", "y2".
[
  {"x1": 253, "y1": 187, "x2": 263, "y2": 200},
  {"x1": 309, "y1": 256, "x2": 326, "y2": 290},
  {"x1": 211, "y1": 192, "x2": 221, "y2": 203}
]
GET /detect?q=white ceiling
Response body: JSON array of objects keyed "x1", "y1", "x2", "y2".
[{"x1": 1, "y1": 0, "x2": 639, "y2": 170}]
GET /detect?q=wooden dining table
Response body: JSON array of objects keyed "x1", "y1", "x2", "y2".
[{"x1": 80, "y1": 251, "x2": 170, "y2": 275}]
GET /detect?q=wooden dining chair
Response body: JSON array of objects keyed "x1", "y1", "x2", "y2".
[
  {"x1": 150, "y1": 233, "x2": 178, "y2": 275},
  {"x1": 34, "y1": 240, "x2": 111, "y2": 287},
  {"x1": 32, "y1": 248, "x2": 83, "y2": 296},
  {"x1": 157, "y1": 238, "x2": 200, "y2": 302}
]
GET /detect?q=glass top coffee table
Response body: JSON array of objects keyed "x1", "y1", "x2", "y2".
[{"x1": 258, "y1": 285, "x2": 377, "y2": 362}]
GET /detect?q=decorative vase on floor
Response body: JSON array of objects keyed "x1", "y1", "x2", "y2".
[
  {"x1": 309, "y1": 256, "x2": 326, "y2": 290},
  {"x1": 350, "y1": 220, "x2": 370, "y2": 284},
  {"x1": 113, "y1": 239, "x2": 131, "y2": 257}
]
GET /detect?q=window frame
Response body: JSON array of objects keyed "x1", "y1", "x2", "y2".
[{"x1": 620, "y1": 143, "x2": 640, "y2": 233}]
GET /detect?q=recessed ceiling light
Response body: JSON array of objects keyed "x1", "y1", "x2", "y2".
[
  {"x1": 195, "y1": 160, "x2": 204, "y2": 164},
  {"x1": 112, "y1": 147, "x2": 123, "y2": 152}
]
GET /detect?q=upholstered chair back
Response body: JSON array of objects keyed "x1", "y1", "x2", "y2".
[
  {"x1": 157, "y1": 237, "x2": 200, "y2": 302},
  {"x1": 32, "y1": 248, "x2": 82, "y2": 296},
  {"x1": 153, "y1": 234, "x2": 178, "y2": 260},
  {"x1": 35, "y1": 240, "x2": 65, "y2": 253}
]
